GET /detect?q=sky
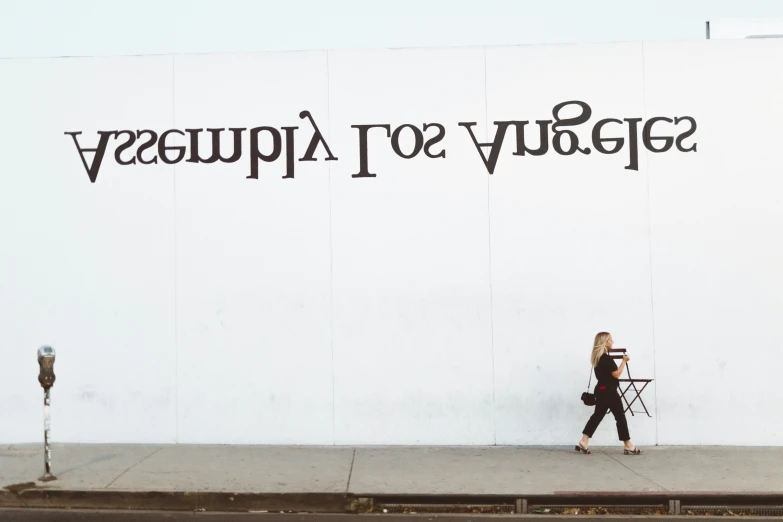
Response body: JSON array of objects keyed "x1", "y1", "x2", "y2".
[{"x1": 1, "y1": 0, "x2": 783, "y2": 58}]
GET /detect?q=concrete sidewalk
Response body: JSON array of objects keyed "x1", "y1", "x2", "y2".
[{"x1": 2, "y1": 444, "x2": 782, "y2": 512}]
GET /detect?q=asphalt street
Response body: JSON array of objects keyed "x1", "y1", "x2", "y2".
[{"x1": 0, "y1": 511, "x2": 775, "y2": 522}]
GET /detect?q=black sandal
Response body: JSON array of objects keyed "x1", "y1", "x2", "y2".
[
  {"x1": 624, "y1": 447, "x2": 642, "y2": 455},
  {"x1": 575, "y1": 443, "x2": 591, "y2": 454}
]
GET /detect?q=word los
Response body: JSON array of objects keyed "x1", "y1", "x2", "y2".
[{"x1": 64, "y1": 101, "x2": 697, "y2": 183}]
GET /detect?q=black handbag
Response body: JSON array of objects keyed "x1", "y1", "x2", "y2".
[{"x1": 581, "y1": 367, "x2": 596, "y2": 406}]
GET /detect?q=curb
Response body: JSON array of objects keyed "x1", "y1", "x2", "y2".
[
  {"x1": 3, "y1": 489, "x2": 783, "y2": 514},
  {"x1": 0, "y1": 488, "x2": 348, "y2": 513},
  {"x1": 366, "y1": 493, "x2": 783, "y2": 503},
  {"x1": 358, "y1": 493, "x2": 783, "y2": 516}
]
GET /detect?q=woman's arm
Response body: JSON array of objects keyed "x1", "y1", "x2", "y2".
[{"x1": 611, "y1": 355, "x2": 629, "y2": 379}]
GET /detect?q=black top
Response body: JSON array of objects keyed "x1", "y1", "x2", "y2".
[{"x1": 595, "y1": 353, "x2": 619, "y2": 390}]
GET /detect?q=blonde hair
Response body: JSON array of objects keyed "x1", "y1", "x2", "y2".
[{"x1": 590, "y1": 332, "x2": 612, "y2": 367}]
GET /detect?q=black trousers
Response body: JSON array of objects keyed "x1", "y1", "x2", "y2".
[{"x1": 582, "y1": 388, "x2": 630, "y2": 441}]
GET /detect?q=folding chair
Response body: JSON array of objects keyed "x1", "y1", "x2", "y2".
[{"x1": 608, "y1": 348, "x2": 653, "y2": 417}]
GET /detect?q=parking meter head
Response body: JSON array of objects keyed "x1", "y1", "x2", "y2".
[{"x1": 37, "y1": 346, "x2": 56, "y2": 390}]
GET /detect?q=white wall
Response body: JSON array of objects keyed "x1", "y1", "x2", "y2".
[
  {"x1": 172, "y1": 52, "x2": 335, "y2": 444},
  {"x1": 1, "y1": 39, "x2": 782, "y2": 446},
  {"x1": 486, "y1": 43, "x2": 657, "y2": 446},
  {"x1": 644, "y1": 40, "x2": 783, "y2": 444},
  {"x1": 709, "y1": 18, "x2": 783, "y2": 38},
  {"x1": 0, "y1": 56, "x2": 178, "y2": 443}
]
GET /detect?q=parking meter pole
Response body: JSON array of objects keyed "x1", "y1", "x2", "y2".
[
  {"x1": 40, "y1": 388, "x2": 55, "y2": 482},
  {"x1": 37, "y1": 346, "x2": 57, "y2": 482}
]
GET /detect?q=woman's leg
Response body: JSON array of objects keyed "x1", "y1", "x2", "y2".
[
  {"x1": 582, "y1": 395, "x2": 609, "y2": 445},
  {"x1": 606, "y1": 392, "x2": 633, "y2": 448}
]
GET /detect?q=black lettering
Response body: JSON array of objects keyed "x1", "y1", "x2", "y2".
[
  {"x1": 642, "y1": 117, "x2": 674, "y2": 153},
  {"x1": 552, "y1": 100, "x2": 592, "y2": 155},
  {"x1": 391, "y1": 124, "x2": 424, "y2": 159},
  {"x1": 459, "y1": 121, "x2": 514, "y2": 175},
  {"x1": 158, "y1": 130, "x2": 186, "y2": 164},
  {"x1": 113, "y1": 130, "x2": 137, "y2": 166},
  {"x1": 351, "y1": 124, "x2": 391, "y2": 178},
  {"x1": 674, "y1": 116, "x2": 697, "y2": 152},
  {"x1": 511, "y1": 120, "x2": 551, "y2": 156},
  {"x1": 592, "y1": 118, "x2": 624, "y2": 154},
  {"x1": 186, "y1": 128, "x2": 244, "y2": 164},
  {"x1": 299, "y1": 110, "x2": 338, "y2": 162},
  {"x1": 423, "y1": 123, "x2": 446, "y2": 159},
  {"x1": 136, "y1": 130, "x2": 159, "y2": 165},
  {"x1": 281, "y1": 126, "x2": 297, "y2": 179},
  {"x1": 65, "y1": 131, "x2": 114, "y2": 183},
  {"x1": 624, "y1": 118, "x2": 642, "y2": 171},
  {"x1": 248, "y1": 126, "x2": 282, "y2": 179}
]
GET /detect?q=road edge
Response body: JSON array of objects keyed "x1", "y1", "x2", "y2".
[
  {"x1": 0, "y1": 489, "x2": 348, "y2": 512},
  {"x1": 3, "y1": 489, "x2": 783, "y2": 514}
]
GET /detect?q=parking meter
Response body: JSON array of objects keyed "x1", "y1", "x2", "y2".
[
  {"x1": 36, "y1": 345, "x2": 57, "y2": 481},
  {"x1": 37, "y1": 346, "x2": 56, "y2": 390}
]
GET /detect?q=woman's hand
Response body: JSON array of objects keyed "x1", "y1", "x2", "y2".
[{"x1": 612, "y1": 355, "x2": 629, "y2": 379}]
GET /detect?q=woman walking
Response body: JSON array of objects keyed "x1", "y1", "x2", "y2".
[{"x1": 576, "y1": 332, "x2": 642, "y2": 455}]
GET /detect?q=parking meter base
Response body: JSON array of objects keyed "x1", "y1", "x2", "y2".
[{"x1": 38, "y1": 473, "x2": 57, "y2": 482}]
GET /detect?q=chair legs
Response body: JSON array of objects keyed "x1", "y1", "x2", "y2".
[{"x1": 618, "y1": 380, "x2": 652, "y2": 418}]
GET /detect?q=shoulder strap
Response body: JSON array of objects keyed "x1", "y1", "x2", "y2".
[{"x1": 587, "y1": 366, "x2": 593, "y2": 391}]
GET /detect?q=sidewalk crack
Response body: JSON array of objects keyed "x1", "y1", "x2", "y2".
[
  {"x1": 345, "y1": 448, "x2": 356, "y2": 493},
  {"x1": 601, "y1": 449, "x2": 669, "y2": 491},
  {"x1": 104, "y1": 446, "x2": 163, "y2": 489}
]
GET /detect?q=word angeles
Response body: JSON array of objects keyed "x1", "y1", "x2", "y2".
[{"x1": 65, "y1": 101, "x2": 697, "y2": 183}]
